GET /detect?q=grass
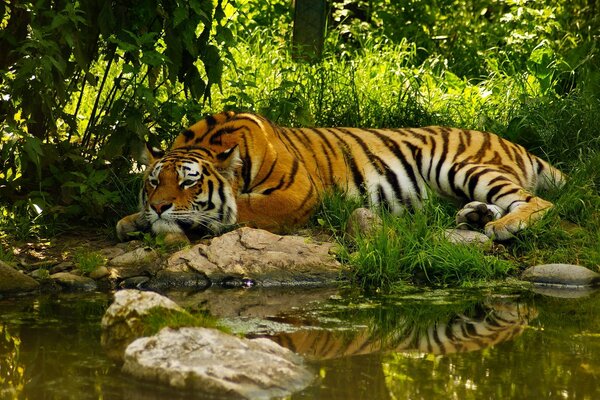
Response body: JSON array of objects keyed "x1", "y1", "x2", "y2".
[
  {"x1": 314, "y1": 193, "x2": 515, "y2": 288},
  {"x1": 72, "y1": 249, "x2": 106, "y2": 274},
  {"x1": 139, "y1": 307, "x2": 228, "y2": 337}
]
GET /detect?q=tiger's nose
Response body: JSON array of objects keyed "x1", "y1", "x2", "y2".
[{"x1": 151, "y1": 202, "x2": 172, "y2": 216}]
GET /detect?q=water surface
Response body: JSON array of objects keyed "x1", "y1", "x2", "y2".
[{"x1": 1, "y1": 287, "x2": 599, "y2": 399}]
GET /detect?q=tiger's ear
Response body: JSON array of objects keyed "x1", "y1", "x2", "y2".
[
  {"x1": 140, "y1": 143, "x2": 165, "y2": 166},
  {"x1": 214, "y1": 145, "x2": 241, "y2": 179}
]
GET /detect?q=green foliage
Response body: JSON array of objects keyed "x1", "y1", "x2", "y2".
[
  {"x1": 0, "y1": 244, "x2": 14, "y2": 262},
  {"x1": 73, "y1": 249, "x2": 106, "y2": 274},
  {"x1": 1, "y1": 0, "x2": 233, "y2": 229},
  {"x1": 139, "y1": 307, "x2": 227, "y2": 337},
  {"x1": 321, "y1": 197, "x2": 514, "y2": 288}
]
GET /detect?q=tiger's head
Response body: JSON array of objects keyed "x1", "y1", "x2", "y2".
[{"x1": 140, "y1": 144, "x2": 240, "y2": 237}]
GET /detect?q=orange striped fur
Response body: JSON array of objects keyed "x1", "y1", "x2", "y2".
[{"x1": 116, "y1": 111, "x2": 564, "y2": 241}]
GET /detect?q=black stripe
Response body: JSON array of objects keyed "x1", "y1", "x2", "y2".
[
  {"x1": 182, "y1": 129, "x2": 194, "y2": 142},
  {"x1": 209, "y1": 126, "x2": 245, "y2": 145},
  {"x1": 241, "y1": 152, "x2": 253, "y2": 193},
  {"x1": 427, "y1": 137, "x2": 436, "y2": 181},
  {"x1": 247, "y1": 156, "x2": 279, "y2": 193},
  {"x1": 308, "y1": 128, "x2": 337, "y2": 155},
  {"x1": 326, "y1": 129, "x2": 366, "y2": 195},
  {"x1": 365, "y1": 129, "x2": 421, "y2": 202},
  {"x1": 338, "y1": 128, "x2": 386, "y2": 174},
  {"x1": 492, "y1": 186, "x2": 521, "y2": 203},
  {"x1": 205, "y1": 114, "x2": 217, "y2": 129},
  {"x1": 486, "y1": 182, "x2": 510, "y2": 203},
  {"x1": 278, "y1": 127, "x2": 305, "y2": 160},
  {"x1": 283, "y1": 158, "x2": 300, "y2": 190},
  {"x1": 467, "y1": 167, "x2": 495, "y2": 200},
  {"x1": 262, "y1": 176, "x2": 286, "y2": 195},
  {"x1": 204, "y1": 180, "x2": 215, "y2": 210},
  {"x1": 434, "y1": 129, "x2": 450, "y2": 190},
  {"x1": 217, "y1": 182, "x2": 227, "y2": 221}
]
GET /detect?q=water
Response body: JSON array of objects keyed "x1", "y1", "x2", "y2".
[{"x1": 1, "y1": 286, "x2": 599, "y2": 399}]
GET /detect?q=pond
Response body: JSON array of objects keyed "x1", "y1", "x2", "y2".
[{"x1": 1, "y1": 286, "x2": 599, "y2": 399}]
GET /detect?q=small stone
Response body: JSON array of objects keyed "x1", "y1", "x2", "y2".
[
  {"x1": 0, "y1": 261, "x2": 40, "y2": 294},
  {"x1": 89, "y1": 266, "x2": 110, "y2": 280},
  {"x1": 50, "y1": 272, "x2": 98, "y2": 291},
  {"x1": 30, "y1": 268, "x2": 51, "y2": 280},
  {"x1": 50, "y1": 262, "x2": 74, "y2": 274},
  {"x1": 345, "y1": 208, "x2": 382, "y2": 239},
  {"x1": 521, "y1": 264, "x2": 600, "y2": 287},
  {"x1": 442, "y1": 229, "x2": 492, "y2": 248},
  {"x1": 108, "y1": 247, "x2": 160, "y2": 278}
]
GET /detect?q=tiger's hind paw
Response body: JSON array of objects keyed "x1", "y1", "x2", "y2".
[{"x1": 456, "y1": 201, "x2": 504, "y2": 230}]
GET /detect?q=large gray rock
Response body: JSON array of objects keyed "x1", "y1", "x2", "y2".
[
  {"x1": 166, "y1": 227, "x2": 341, "y2": 286},
  {"x1": 0, "y1": 261, "x2": 39, "y2": 294},
  {"x1": 123, "y1": 327, "x2": 314, "y2": 399},
  {"x1": 101, "y1": 289, "x2": 183, "y2": 362},
  {"x1": 521, "y1": 264, "x2": 600, "y2": 287}
]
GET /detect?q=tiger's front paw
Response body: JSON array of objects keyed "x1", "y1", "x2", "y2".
[
  {"x1": 484, "y1": 216, "x2": 526, "y2": 241},
  {"x1": 456, "y1": 201, "x2": 504, "y2": 230},
  {"x1": 116, "y1": 212, "x2": 147, "y2": 241}
]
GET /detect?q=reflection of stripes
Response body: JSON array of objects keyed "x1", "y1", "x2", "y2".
[{"x1": 266, "y1": 302, "x2": 537, "y2": 360}]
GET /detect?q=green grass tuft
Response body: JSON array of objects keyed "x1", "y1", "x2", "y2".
[
  {"x1": 72, "y1": 250, "x2": 106, "y2": 274},
  {"x1": 139, "y1": 307, "x2": 228, "y2": 337}
]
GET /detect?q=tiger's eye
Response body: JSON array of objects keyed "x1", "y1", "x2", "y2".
[
  {"x1": 181, "y1": 179, "x2": 196, "y2": 188},
  {"x1": 148, "y1": 178, "x2": 159, "y2": 187}
]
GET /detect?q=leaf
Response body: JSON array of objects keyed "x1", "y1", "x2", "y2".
[
  {"x1": 22, "y1": 136, "x2": 44, "y2": 176},
  {"x1": 141, "y1": 50, "x2": 166, "y2": 67},
  {"x1": 173, "y1": 7, "x2": 188, "y2": 28}
]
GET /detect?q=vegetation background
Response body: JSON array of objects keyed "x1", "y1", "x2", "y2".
[{"x1": 1, "y1": 0, "x2": 599, "y2": 286}]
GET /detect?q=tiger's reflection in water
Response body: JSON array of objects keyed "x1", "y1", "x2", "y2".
[{"x1": 262, "y1": 299, "x2": 537, "y2": 359}]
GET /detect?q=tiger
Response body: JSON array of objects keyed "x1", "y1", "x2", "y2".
[{"x1": 116, "y1": 111, "x2": 565, "y2": 241}]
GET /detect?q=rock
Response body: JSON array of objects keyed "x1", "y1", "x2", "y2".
[
  {"x1": 521, "y1": 264, "x2": 600, "y2": 287},
  {"x1": 108, "y1": 247, "x2": 160, "y2": 278},
  {"x1": 98, "y1": 246, "x2": 126, "y2": 260},
  {"x1": 50, "y1": 272, "x2": 98, "y2": 291},
  {"x1": 345, "y1": 208, "x2": 382, "y2": 238},
  {"x1": 122, "y1": 327, "x2": 314, "y2": 399},
  {"x1": 49, "y1": 262, "x2": 74, "y2": 274},
  {"x1": 0, "y1": 261, "x2": 40, "y2": 294},
  {"x1": 166, "y1": 227, "x2": 341, "y2": 286},
  {"x1": 30, "y1": 268, "x2": 50, "y2": 280},
  {"x1": 100, "y1": 289, "x2": 183, "y2": 362},
  {"x1": 89, "y1": 266, "x2": 110, "y2": 280},
  {"x1": 119, "y1": 276, "x2": 150, "y2": 289},
  {"x1": 144, "y1": 270, "x2": 210, "y2": 292},
  {"x1": 442, "y1": 228, "x2": 492, "y2": 248}
]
